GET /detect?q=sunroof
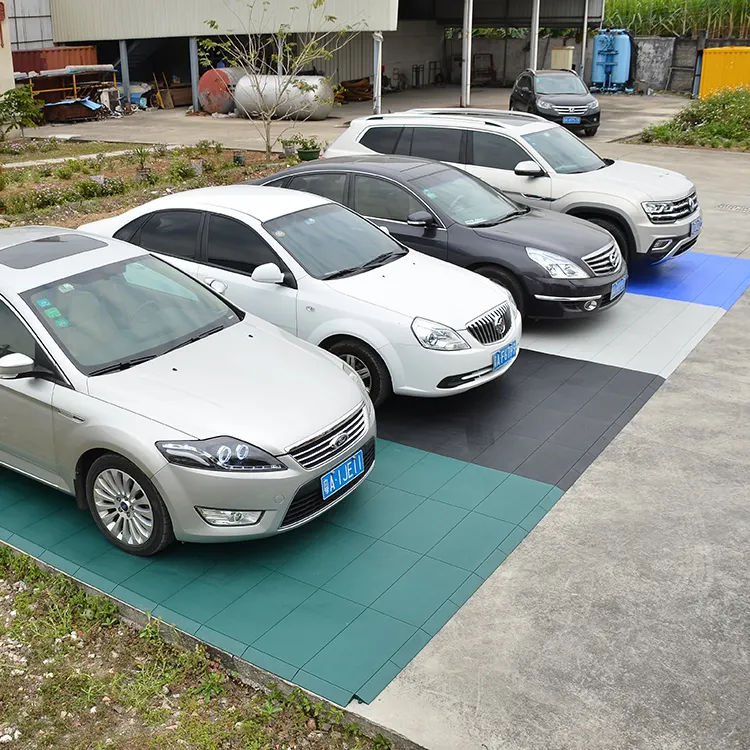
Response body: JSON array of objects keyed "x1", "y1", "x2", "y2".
[{"x1": 0, "y1": 234, "x2": 107, "y2": 270}]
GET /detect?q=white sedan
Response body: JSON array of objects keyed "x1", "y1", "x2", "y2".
[{"x1": 81, "y1": 186, "x2": 521, "y2": 405}]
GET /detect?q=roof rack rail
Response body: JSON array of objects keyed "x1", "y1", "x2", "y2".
[{"x1": 406, "y1": 107, "x2": 547, "y2": 122}]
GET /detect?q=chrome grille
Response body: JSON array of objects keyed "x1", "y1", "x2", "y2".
[
  {"x1": 467, "y1": 302, "x2": 512, "y2": 346},
  {"x1": 583, "y1": 243, "x2": 623, "y2": 277},
  {"x1": 554, "y1": 105, "x2": 589, "y2": 115},
  {"x1": 650, "y1": 191, "x2": 699, "y2": 224},
  {"x1": 288, "y1": 404, "x2": 368, "y2": 470}
]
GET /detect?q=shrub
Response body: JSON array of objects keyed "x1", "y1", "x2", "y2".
[
  {"x1": 168, "y1": 159, "x2": 197, "y2": 181},
  {"x1": 196, "y1": 139, "x2": 224, "y2": 155},
  {"x1": 38, "y1": 137, "x2": 60, "y2": 152},
  {"x1": 55, "y1": 164, "x2": 74, "y2": 180},
  {"x1": 0, "y1": 86, "x2": 44, "y2": 139},
  {"x1": 152, "y1": 142, "x2": 169, "y2": 158}
]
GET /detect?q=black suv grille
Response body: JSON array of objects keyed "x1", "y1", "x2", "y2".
[{"x1": 280, "y1": 439, "x2": 376, "y2": 529}]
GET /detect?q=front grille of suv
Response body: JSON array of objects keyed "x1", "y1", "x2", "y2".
[{"x1": 582, "y1": 243, "x2": 623, "y2": 277}]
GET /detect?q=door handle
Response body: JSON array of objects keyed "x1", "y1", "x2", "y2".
[{"x1": 55, "y1": 408, "x2": 84, "y2": 424}]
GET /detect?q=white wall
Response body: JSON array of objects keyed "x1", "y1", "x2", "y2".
[
  {"x1": 7, "y1": 0, "x2": 54, "y2": 50},
  {"x1": 50, "y1": 0, "x2": 399, "y2": 42}
]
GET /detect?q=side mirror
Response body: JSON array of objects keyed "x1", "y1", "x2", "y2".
[
  {"x1": 378, "y1": 225, "x2": 391, "y2": 236},
  {"x1": 514, "y1": 160, "x2": 545, "y2": 177},
  {"x1": 251, "y1": 262, "x2": 285, "y2": 285},
  {"x1": 0, "y1": 353, "x2": 35, "y2": 379},
  {"x1": 407, "y1": 211, "x2": 437, "y2": 228},
  {"x1": 206, "y1": 278, "x2": 228, "y2": 295}
]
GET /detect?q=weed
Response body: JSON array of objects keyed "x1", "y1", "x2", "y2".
[
  {"x1": 55, "y1": 164, "x2": 74, "y2": 179},
  {"x1": 192, "y1": 671, "x2": 227, "y2": 703},
  {"x1": 196, "y1": 139, "x2": 224, "y2": 155},
  {"x1": 258, "y1": 695, "x2": 284, "y2": 721},
  {"x1": 139, "y1": 617, "x2": 162, "y2": 642},
  {"x1": 168, "y1": 158, "x2": 198, "y2": 181}
]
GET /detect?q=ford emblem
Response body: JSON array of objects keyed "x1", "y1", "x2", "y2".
[{"x1": 330, "y1": 432, "x2": 349, "y2": 449}]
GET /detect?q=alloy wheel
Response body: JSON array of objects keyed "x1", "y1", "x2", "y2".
[
  {"x1": 341, "y1": 353, "x2": 372, "y2": 393},
  {"x1": 93, "y1": 468, "x2": 154, "y2": 547}
]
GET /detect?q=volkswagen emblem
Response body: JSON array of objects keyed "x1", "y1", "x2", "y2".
[{"x1": 329, "y1": 432, "x2": 349, "y2": 450}]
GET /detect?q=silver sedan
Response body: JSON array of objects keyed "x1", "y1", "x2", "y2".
[{"x1": 0, "y1": 227, "x2": 376, "y2": 556}]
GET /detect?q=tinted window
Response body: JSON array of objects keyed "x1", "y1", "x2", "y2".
[
  {"x1": 0, "y1": 302, "x2": 36, "y2": 360},
  {"x1": 353, "y1": 176, "x2": 424, "y2": 222},
  {"x1": 113, "y1": 217, "x2": 147, "y2": 243},
  {"x1": 359, "y1": 127, "x2": 402, "y2": 154},
  {"x1": 394, "y1": 127, "x2": 413, "y2": 155},
  {"x1": 409, "y1": 127, "x2": 463, "y2": 162},
  {"x1": 288, "y1": 173, "x2": 347, "y2": 204},
  {"x1": 522, "y1": 128, "x2": 606, "y2": 174},
  {"x1": 206, "y1": 214, "x2": 282, "y2": 275},
  {"x1": 138, "y1": 210, "x2": 202, "y2": 259},
  {"x1": 471, "y1": 132, "x2": 531, "y2": 171}
]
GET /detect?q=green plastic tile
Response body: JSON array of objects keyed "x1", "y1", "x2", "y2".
[
  {"x1": 356, "y1": 660, "x2": 402, "y2": 704},
  {"x1": 83, "y1": 547, "x2": 153, "y2": 584},
  {"x1": 367, "y1": 443, "x2": 427, "y2": 486},
  {"x1": 242, "y1": 646, "x2": 298, "y2": 682},
  {"x1": 302, "y1": 609, "x2": 415, "y2": 693},
  {"x1": 520, "y1": 504, "x2": 549, "y2": 532},
  {"x1": 476, "y1": 474, "x2": 553, "y2": 524},
  {"x1": 390, "y1": 453, "x2": 465, "y2": 497},
  {"x1": 498, "y1": 526, "x2": 529, "y2": 555},
  {"x1": 326, "y1": 486, "x2": 424, "y2": 538},
  {"x1": 372, "y1": 557, "x2": 469, "y2": 627},
  {"x1": 195, "y1": 557, "x2": 274, "y2": 595},
  {"x1": 1, "y1": 496, "x2": 60, "y2": 533},
  {"x1": 48, "y1": 525, "x2": 113, "y2": 566},
  {"x1": 449, "y1": 573, "x2": 484, "y2": 607},
  {"x1": 475, "y1": 548, "x2": 509, "y2": 580},
  {"x1": 431, "y1": 464, "x2": 509, "y2": 509},
  {"x1": 20, "y1": 508, "x2": 90, "y2": 548},
  {"x1": 7, "y1": 535, "x2": 45, "y2": 559},
  {"x1": 111, "y1": 585, "x2": 157, "y2": 614},
  {"x1": 0, "y1": 489, "x2": 24, "y2": 510},
  {"x1": 428, "y1": 512, "x2": 515, "y2": 571},
  {"x1": 74, "y1": 567, "x2": 117, "y2": 594},
  {"x1": 152, "y1": 606, "x2": 202, "y2": 636},
  {"x1": 194, "y1": 626, "x2": 247, "y2": 658},
  {"x1": 294, "y1": 670, "x2": 353, "y2": 707},
  {"x1": 253, "y1": 590, "x2": 363, "y2": 668},
  {"x1": 539, "y1": 486, "x2": 565, "y2": 511},
  {"x1": 383, "y1": 499, "x2": 467, "y2": 554},
  {"x1": 323, "y1": 540, "x2": 419, "y2": 606},
  {"x1": 39, "y1": 550, "x2": 80, "y2": 577},
  {"x1": 276, "y1": 524, "x2": 373, "y2": 587},
  {"x1": 205, "y1": 572, "x2": 315, "y2": 645},
  {"x1": 0, "y1": 526, "x2": 12, "y2": 542},
  {"x1": 422, "y1": 600, "x2": 459, "y2": 636},
  {"x1": 391, "y1": 630, "x2": 431, "y2": 669},
  {"x1": 121, "y1": 562, "x2": 206, "y2": 603}
]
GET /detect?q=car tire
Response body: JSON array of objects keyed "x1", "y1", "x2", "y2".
[
  {"x1": 584, "y1": 127, "x2": 599, "y2": 137},
  {"x1": 86, "y1": 453, "x2": 175, "y2": 557},
  {"x1": 475, "y1": 266, "x2": 526, "y2": 316},
  {"x1": 327, "y1": 339, "x2": 392, "y2": 407},
  {"x1": 583, "y1": 217, "x2": 631, "y2": 266}
]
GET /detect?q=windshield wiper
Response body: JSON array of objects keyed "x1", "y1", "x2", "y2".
[
  {"x1": 323, "y1": 266, "x2": 364, "y2": 280},
  {"x1": 360, "y1": 249, "x2": 408, "y2": 270},
  {"x1": 89, "y1": 354, "x2": 158, "y2": 376},
  {"x1": 471, "y1": 209, "x2": 528, "y2": 227},
  {"x1": 162, "y1": 324, "x2": 227, "y2": 355}
]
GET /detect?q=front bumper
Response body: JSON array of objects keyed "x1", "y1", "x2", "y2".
[
  {"x1": 151, "y1": 412, "x2": 377, "y2": 543},
  {"x1": 634, "y1": 208, "x2": 702, "y2": 261},
  {"x1": 536, "y1": 110, "x2": 600, "y2": 129},
  {"x1": 524, "y1": 266, "x2": 629, "y2": 318},
  {"x1": 384, "y1": 307, "x2": 523, "y2": 397}
]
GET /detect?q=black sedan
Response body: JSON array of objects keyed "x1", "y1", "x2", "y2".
[
  {"x1": 253, "y1": 156, "x2": 627, "y2": 319},
  {"x1": 510, "y1": 69, "x2": 600, "y2": 136}
]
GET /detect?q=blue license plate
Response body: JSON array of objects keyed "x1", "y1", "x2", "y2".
[
  {"x1": 321, "y1": 450, "x2": 364, "y2": 500},
  {"x1": 611, "y1": 276, "x2": 627, "y2": 299},
  {"x1": 690, "y1": 217, "x2": 702, "y2": 236},
  {"x1": 493, "y1": 340, "x2": 518, "y2": 370},
  {"x1": 562, "y1": 116, "x2": 581, "y2": 124}
]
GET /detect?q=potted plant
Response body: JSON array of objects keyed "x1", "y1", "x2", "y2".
[
  {"x1": 296, "y1": 136, "x2": 324, "y2": 161},
  {"x1": 280, "y1": 134, "x2": 300, "y2": 157},
  {"x1": 132, "y1": 146, "x2": 153, "y2": 183}
]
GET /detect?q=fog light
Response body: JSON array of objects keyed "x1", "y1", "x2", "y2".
[
  {"x1": 651, "y1": 238, "x2": 672, "y2": 251},
  {"x1": 196, "y1": 507, "x2": 263, "y2": 526},
  {"x1": 583, "y1": 299, "x2": 599, "y2": 312}
]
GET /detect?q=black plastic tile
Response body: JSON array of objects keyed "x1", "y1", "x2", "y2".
[
  {"x1": 578, "y1": 391, "x2": 636, "y2": 423},
  {"x1": 474, "y1": 434, "x2": 543, "y2": 473},
  {"x1": 511, "y1": 407, "x2": 572, "y2": 441},
  {"x1": 601, "y1": 369, "x2": 658, "y2": 399},
  {"x1": 537, "y1": 382, "x2": 600, "y2": 414},
  {"x1": 548, "y1": 415, "x2": 611, "y2": 453},
  {"x1": 515, "y1": 443, "x2": 585, "y2": 485}
]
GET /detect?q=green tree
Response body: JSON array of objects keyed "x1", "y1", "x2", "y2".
[{"x1": 0, "y1": 86, "x2": 44, "y2": 141}]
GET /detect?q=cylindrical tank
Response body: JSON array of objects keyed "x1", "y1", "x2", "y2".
[
  {"x1": 234, "y1": 75, "x2": 334, "y2": 121},
  {"x1": 198, "y1": 67, "x2": 245, "y2": 114},
  {"x1": 610, "y1": 30, "x2": 632, "y2": 85},
  {"x1": 591, "y1": 32, "x2": 613, "y2": 87}
]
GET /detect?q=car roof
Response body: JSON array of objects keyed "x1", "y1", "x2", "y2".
[
  {"x1": 131, "y1": 184, "x2": 329, "y2": 221},
  {"x1": 531, "y1": 68, "x2": 580, "y2": 77},
  {"x1": 0, "y1": 227, "x2": 146, "y2": 295},
  {"x1": 351, "y1": 109, "x2": 553, "y2": 134}
]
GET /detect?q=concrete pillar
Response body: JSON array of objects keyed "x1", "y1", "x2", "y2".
[
  {"x1": 581, "y1": 0, "x2": 590, "y2": 78},
  {"x1": 118, "y1": 40, "x2": 131, "y2": 105},
  {"x1": 189, "y1": 36, "x2": 200, "y2": 112},
  {"x1": 460, "y1": 0, "x2": 473, "y2": 107},
  {"x1": 372, "y1": 31, "x2": 383, "y2": 115},
  {"x1": 529, "y1": 0, "x2": 541, "y2": 70}
]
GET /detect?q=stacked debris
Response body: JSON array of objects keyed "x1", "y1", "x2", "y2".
[{"x1": 340, "y1": 78, "x2": 373, "y2": 102}]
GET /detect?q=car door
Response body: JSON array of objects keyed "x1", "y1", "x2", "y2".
[
  {"x1": 0, "y1": 299, "x2": 58, "y2": 484},
  {"x1": 463, "y1": 131, "x2": 552, "y2": 209},
  {"x1": 199, "y1": 212, "x2": 298, "y2": 334},
  {"x1": 408, "y1": 125, "x2": 465, "y2": 171},
  {"x1": 285, "y1": 172, "x2": 349, "y2": 206},
  {"x1": 118, "y1": 209, "x2": 202, "y2": 277},
  {"x1": 350, "y1": 174, "x2": 448, "y2": 260}
]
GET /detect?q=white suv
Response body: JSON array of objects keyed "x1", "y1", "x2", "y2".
[{"x1": 324, "y1": 109, "x2": 702, "y2": 265}]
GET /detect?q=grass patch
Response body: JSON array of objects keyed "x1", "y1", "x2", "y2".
[
  {"x1": 639, "y1": 87, "x2": 750, "y2": 150},
  {"x1": 0, "y1": 138, "x2": 149, "y2": 164},
  {"x1": 0, "y1": 545, "x2": 395, "y2": 749}
]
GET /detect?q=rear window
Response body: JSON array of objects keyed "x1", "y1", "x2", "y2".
[{"x1": 359, "y1": 127, "x2": 402, "y2": 154}]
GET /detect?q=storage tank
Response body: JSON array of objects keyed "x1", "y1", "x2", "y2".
[
  {"x1": 198, "y1": 67, "x2": 245, "y2": 114},
  {"x1": 610, "y1": 30, "x2": 632, "y2": 85},
  {"x1": 234, "y1": 75, "x2": 334, "y2": 121},
  {"x1": 591, "y1": 32, "x2": 614, "y2": 87}
]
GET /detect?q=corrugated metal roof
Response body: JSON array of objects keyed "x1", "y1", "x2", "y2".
[{"x1": 433, "y1": 0, "x2": 604, "y2": 27}]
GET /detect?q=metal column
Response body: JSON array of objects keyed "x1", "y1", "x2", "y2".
[
  {"x1": 580, "y1": 0, "x2": 590, "y2": 78},
  {"x1": 372, "y1": 31, "x2": 383, "y2": 115},
  {"x1": 118, "y1": 40, "x2": 131, "y2": 105},
  {"x1": 189, "y1": 36, "x2": 200, "y2": 112},
  {"x1": 460, "y1": 0, "x2": 473, "y2": 107},
  {"x1": 529, "y1": 0, "x2": 541, "y2": 70}
]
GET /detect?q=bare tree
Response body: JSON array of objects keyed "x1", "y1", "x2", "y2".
[{"x1": 200, "y1": 0, "x2": 365, "y2": 161}]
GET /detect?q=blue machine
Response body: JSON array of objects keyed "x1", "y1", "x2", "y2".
[{"x1": 591, "y1": 29, "x2": 632, "y2": 92}]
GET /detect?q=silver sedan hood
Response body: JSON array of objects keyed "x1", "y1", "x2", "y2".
[{"x1": 86, "y1": 320, "x2": 364, "y2": 455}]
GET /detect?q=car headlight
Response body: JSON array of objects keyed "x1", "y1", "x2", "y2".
[
  {"x1": 526, "y1": 248, "x2": 589, "y2": 279},
  {"x1": 156, "y1": 437, "x2": 286, "y2": 472},
  {"x1": 642, "y1": 200, "x2": 674, "y2": 217},
  {"x1": 586, "y1": 100, "x2": 600, "y2": 112},
  {"x1": 536, "y1": 100, "x2": 555, "y2": 110},
  {"x1": 411, "y1": 317, "x2": 469, "y2": 351}
]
